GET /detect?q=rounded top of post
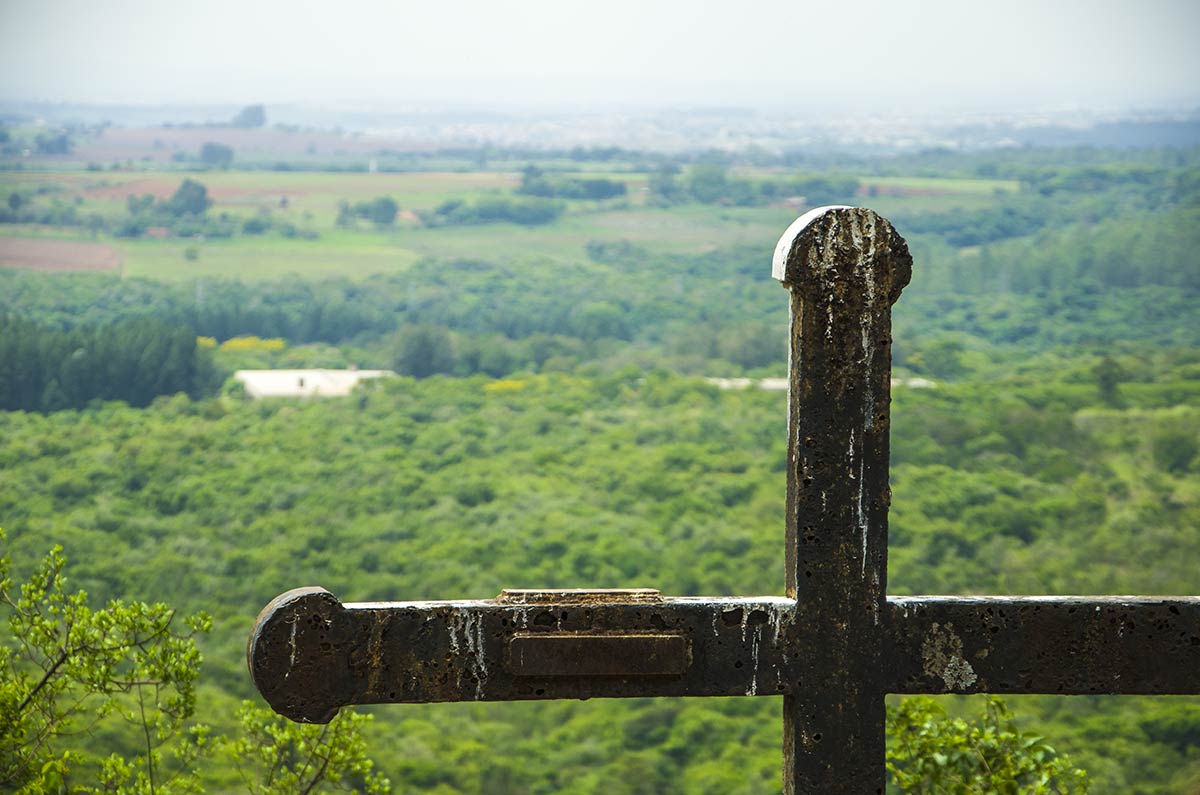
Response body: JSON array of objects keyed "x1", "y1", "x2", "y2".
[{"x1": 772, "y1": 206, "x2": 912, "y2": 305}]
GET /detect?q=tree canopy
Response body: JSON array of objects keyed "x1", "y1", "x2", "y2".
[
  {"x1": 164, "y1": 179, "x2": 212, "y2": 218},
  {"x1": 231, "y1": 104, "x2": 266, "y2": 129},
  {"x1": 199, "y1": 142, "x2": 234, "y2": 169}
]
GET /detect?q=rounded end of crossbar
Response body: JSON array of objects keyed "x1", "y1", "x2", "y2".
[
  {"x1": 248, "y1": 586, "x2": 348, "y2": 724},
  {"x1": 772, "y1": 206, "x2": 912, "y2": 305}
]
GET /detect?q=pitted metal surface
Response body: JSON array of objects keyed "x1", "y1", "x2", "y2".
[
  {"x1": 888, "y1": 596, "x2": 1200, "y2": 695},
  {"x1": 249, "y1": 588, "x2": 797, "y2": 722}
]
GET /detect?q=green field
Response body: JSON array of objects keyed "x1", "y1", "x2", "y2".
[
  {"x1": 1, "y1": 166, "x2": 1035, "y2": 281},
  {"x1": 111, "y1": 204, "x2": 797, "y2": 280},
  {"x1": 118, "y1": 231, "x2": 420, "y2": 280},
  {"x1": 1, "y1": 166, "x2": 809, "y2": 280},
  {"x1": 1, "y1": 163, "x2": 1039, "y2": 284},
  {"x1": 0, "y1": 205, "x2": 799, "y2": 281}
]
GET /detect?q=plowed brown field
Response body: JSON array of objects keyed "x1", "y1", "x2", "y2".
[{"x1": 0, "y1": 237, "x2": 122, "y2": 272}]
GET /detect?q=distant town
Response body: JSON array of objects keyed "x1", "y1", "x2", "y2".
[{"x1": 3, "y1": 101, "x2": 1198, "y2": 156}]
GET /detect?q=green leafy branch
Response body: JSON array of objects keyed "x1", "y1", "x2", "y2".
[{"x1": 887, "y1": 696, "x2": 1090, "y2": 794}]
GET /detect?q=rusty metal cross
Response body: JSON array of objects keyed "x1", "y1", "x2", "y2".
[{"x1": 249, "y1": 207, "x2": 1200, "y2": 792}]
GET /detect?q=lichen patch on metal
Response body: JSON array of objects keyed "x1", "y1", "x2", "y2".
[{"x1": 920, "y1": 621, "x2": 978, "y2": 691}]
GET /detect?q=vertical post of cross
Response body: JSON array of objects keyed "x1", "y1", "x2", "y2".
[{"x1": 773, "y1": 207, "x2": 912, "y2": 792}]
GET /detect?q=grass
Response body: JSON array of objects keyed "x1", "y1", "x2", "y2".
[
  {"x1": 111, "y1": 203, "x2": 797, "y2": 281},
  {"x1": 119, "y1": 231, "x2": 421, "y2": 281}
]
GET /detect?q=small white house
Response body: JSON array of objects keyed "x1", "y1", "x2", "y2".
[{"x1": 233, "y1": 369, "x2": 395, "y2": 399}]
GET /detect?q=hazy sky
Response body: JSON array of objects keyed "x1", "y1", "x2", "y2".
[{"x1": 2, "y1": 0, "x2": 1197, "y2": 113}]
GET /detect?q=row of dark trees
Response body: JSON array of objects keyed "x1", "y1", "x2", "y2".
[
  {"x1": 891, "y1": 163, "x2": 1199, "y2": 247},
  {"x1": 420, "y1": 196, "x2": 564, "y2": 226},
  {"x1": 3, "y1": 176, "x2": 316, "y2": 240},
  {"x1": 0, "y1": 315, "x2": 220, "y2": 412},
  {"x1": 116, "y1": 178, "x2": 232, "y2": 238},
  {"x1": 337, "y1": 165, "x2": 623, "y2": 234},
  {"x1": 649, "y1": 164, "x2": 860, "y2": 207},
  {"x1": 1, "y1": 178, "x2": 231, "y2": 239},
  {"x1": 336, "y1": 196, "x2": 399, "y2": 227},
  {"x1": 517, "y1": 165, "x2": 628, "y2": 200}
]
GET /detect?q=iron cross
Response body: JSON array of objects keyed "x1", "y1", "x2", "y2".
[{"x1": 249, "y1": 206, "x2": 1200, "y2": 793}]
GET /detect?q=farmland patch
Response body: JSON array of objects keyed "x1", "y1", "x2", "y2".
[{"x1": 0, "y1": 236, "x2": 122, "y2": 272}]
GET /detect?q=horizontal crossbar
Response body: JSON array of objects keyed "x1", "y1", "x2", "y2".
[
  {"x1": 887, "y1": 596, "x2": 1200, "y2": 695},
  {"x1": 250, "y1": 588, "x2": 796, "y2": 722},
  {"x1": 249, "y1": 588, "x2": 1200, "y2": 723}
]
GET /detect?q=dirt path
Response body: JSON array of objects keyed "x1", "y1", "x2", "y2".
[{"x1": 0, "y1": 237, "x2": 123, "y2": 272}]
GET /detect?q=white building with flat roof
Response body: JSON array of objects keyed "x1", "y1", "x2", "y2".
[{"x1": 234, "y1": 369, "x2": 394, "y2": 399}]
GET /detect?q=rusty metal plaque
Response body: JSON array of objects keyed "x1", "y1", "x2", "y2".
[{"x1": 498, "y1": 588, "x2": 663, "y2": 605}]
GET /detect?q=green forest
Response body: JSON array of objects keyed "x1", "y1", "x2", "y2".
[{"x1": 1, "y1": 134, "x2": 1199, "y2": 793}]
